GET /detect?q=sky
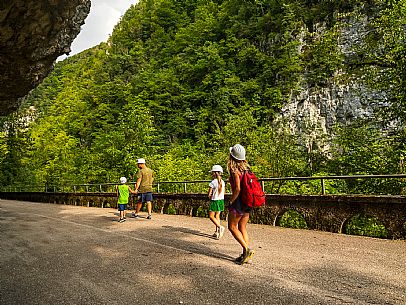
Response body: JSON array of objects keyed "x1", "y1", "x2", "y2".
[{"x1": 57, "y1": 0, "x2": 138, "y2": 61}]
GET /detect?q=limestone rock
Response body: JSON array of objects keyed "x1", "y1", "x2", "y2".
[
  {"x1": 0, "y1": 0, "x2": 91, "y2": 115},
  {"x1": 279, "y1": 16, "x2": 389, "y2": 152}
]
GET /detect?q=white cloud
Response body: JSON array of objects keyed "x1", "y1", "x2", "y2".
[{"x1": 57, "y1": 0, "x2": 138, "y2": 61}]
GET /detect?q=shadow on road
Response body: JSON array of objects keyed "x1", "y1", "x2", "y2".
[{"x1": 162, "y1": 225, "x2": 215, "y2": 239}]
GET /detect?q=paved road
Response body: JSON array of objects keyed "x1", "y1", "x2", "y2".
[{"x1": 0, "y1": 200, "x2": 405, "y2": 305}]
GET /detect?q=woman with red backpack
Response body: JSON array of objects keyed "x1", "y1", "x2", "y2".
[{"x1": 227, "y1": 144, "x2": 255, "y2": 265}]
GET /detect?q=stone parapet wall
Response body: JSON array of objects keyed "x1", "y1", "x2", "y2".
[{"x1": 1, "y1": 192, "x2": 405, "y2": 239}]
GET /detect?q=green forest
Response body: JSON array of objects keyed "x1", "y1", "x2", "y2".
[{"x1": 0, "y1": 0, "x2": 405, "y2": 195}]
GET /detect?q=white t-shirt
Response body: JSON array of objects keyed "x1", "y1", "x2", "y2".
[{"x1": 209, "y1": 179, "x2": 225, "y2": 200}]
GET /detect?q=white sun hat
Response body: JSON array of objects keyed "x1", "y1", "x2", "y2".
[
  {"x1": 211, "y1": 165, "x2": 223, "y2": 173},
  {"x1": 229, "y1": 144, "x2": 246, "y2": 161},
  {"x1": 137, "y1": 158, "x2": 146, "y2": 164},
  {"x1": 120, "y1": 177, "x2": 127, "y2": 184}
]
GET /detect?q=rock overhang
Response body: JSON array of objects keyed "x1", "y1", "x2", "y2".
[{"x1": 0, "y1": 0, "x2": 91, "y2": 115}]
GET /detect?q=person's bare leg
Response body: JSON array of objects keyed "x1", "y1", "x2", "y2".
[
  {"x1": 136, "y1": 202, "x2": 142, "y2": 214},
  {"x1": 238, "y1": 213, "x2": 255, "y2": 263},
  {"x1": 228, "y1": 213, "x2": 248, "y2": 251},
  {"x1": 217, "y1": 212, "x2": 225, "y2": 238},
  {"x1": 147, "y1": 201, "x2": 152, "y2": 215},
  {"x1": 216, "y1": 212, "x2": 221, "y2": 227},
  {"x1": 209, "y1": 211, "x2": 221, "y2": 228},
  {"x1": 238, "y1": 213, "x2": 250, "y2": 244}
]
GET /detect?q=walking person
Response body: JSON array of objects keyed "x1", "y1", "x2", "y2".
[
  {"x1": 116, "y1": 177, "x2": 136, "y2": 223},
  {"x1": 132, "y1": 158, "x2": 155, "y2": 219},
  {"x1": 227, "y1": 144, "x2": 255, "y2": 264},
  {"x1": 208, "y1": 165, "x2": 226, "y2": 239}
]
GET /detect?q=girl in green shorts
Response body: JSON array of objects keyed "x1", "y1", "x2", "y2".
[{"x1": 208, "y1": 165, "x2": 226, "y2": 239}]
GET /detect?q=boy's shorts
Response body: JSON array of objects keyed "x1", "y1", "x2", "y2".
[
  {"x1": 139, "y1": 192, "x2": 153, "y2": 203},
  {"x1": 118, "y1": 204, "x2": 127, "y2": 211}
]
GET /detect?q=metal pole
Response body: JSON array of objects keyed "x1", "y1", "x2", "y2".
[
  {"x1": 321, "y1": 179, "x2": 325, "y2": 195},
  {"x1": 184, "y1": 183, "x2": 187, "y2": 193}
]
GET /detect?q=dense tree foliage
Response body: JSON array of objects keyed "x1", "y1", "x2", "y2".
[{"x1": 0, "y1": 0, "x2": 405, "y2": 195}]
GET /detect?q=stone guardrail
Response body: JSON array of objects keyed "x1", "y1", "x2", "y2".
[
  {"x1": 1, "y1": 191, "x2": 405, "y2": 239},
  {"x1": 4, "y1": 174, "x2": 406, "y2": 195}
]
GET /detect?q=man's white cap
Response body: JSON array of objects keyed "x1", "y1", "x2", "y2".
[
  {"x1": 137, "y1": 158, "x2": 146, "y2": 164},
  {"x1": 229, "y1": 144, "x2": 246, "y2": 161},
  {"x1": 120, "y1": 177, "x2": 127, "y2": 184},
  {"x1": 211, "y1": 165, "x2": 223, "y2": 173}
]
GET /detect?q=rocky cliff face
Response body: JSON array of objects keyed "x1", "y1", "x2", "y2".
[
  {"x1": 279, "y1": 15, "x2": 388, "y2": 150},
  {"x1": 0, "y1": 0, "x2": 91, "y2": 115}
]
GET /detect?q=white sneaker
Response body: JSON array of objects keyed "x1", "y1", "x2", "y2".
[{"x1": 219, "y1": 226, "x2": 225, "y2": 238}]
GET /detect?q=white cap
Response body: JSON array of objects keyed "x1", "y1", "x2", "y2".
[
  {"x1": 137, "y1": 158, "x2": 146, "y2": 164},
  {"x1": 120, "y1": 177, "x2": 127, "y2": 184},
  {"x1": 211, "y1": 165, "x2": 223, "y2": 173},
  {"x1": 229, "y1": 144, "x2": 246, "y2": 161}
]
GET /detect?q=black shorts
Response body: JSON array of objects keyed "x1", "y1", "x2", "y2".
[{"x1": 228, "y1": 198, "x2": 251, "y2": 216}]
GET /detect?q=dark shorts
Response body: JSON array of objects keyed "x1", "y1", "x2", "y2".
[
  {"x1": 228, "y1": 198, "x2": 251, "y2": 216},
  {"x1": 139, "y1": 192, "x2": 153, "y2": 203},
  {"x1": 118, "y1": 204, "x2": 127, "y2": 211}
]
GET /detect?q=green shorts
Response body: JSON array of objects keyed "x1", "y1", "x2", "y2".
[{"x1": 209, "y1": 199, "x2": 224, "y2": 212}]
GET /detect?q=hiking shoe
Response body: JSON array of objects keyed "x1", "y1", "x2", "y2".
[
  {"x1": 234, "y1": 253, "x2": 244, "y2": 264},
  {"x1": 119, "y1": 219, "x2": 125, "y2": 223},
  {"x1": 218, "y1": 226, "x2": 225, "y2": 238},
  {"x1": 132, "y1": 213, "x2": 139, "y2": 219},
  {"x1": 147, "y1": 214, "x2": 152, "y2": 220},
  {"x1": 239, "y1": 249, "x2": 255, "y2": 265},
  {"x1": 212, "y1": 232, "x2": 218, "y2": 238}
]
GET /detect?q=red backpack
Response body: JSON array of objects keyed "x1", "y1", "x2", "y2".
[{"x1": 240, "y1": 171, "x2": 266, "y2": 208}]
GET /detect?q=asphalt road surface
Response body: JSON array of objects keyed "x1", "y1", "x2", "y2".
[{"x1": 0, "y1": 200, "x2": 405, "y2": 305}]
